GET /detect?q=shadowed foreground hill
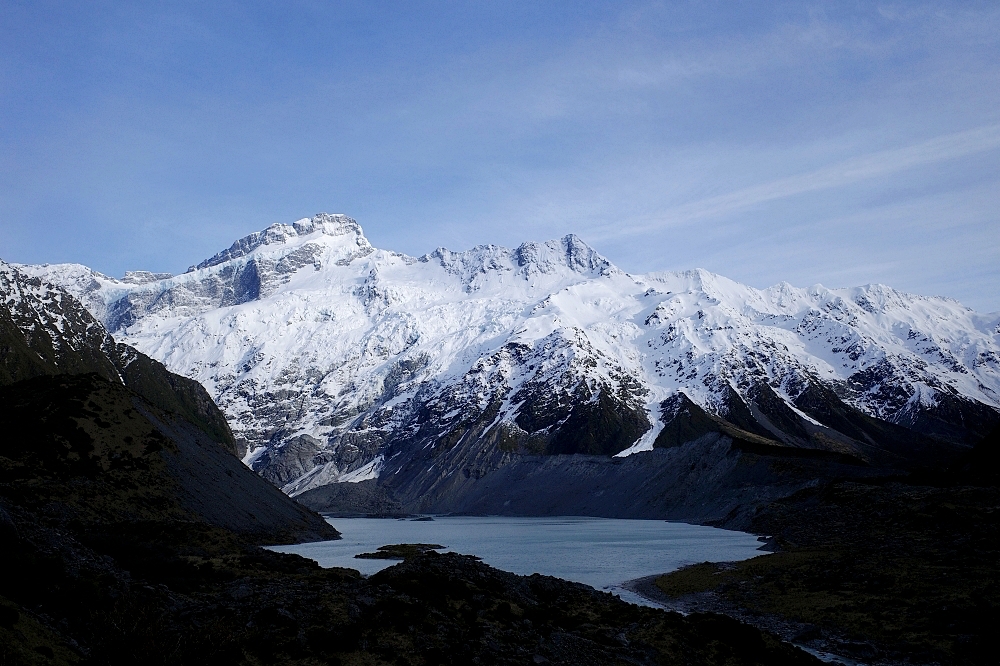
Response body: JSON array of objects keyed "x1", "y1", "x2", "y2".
[
  {"x1": 1, "y1": 507, "x2": 820, "y2": 665},
  {"x1": 650, "y1": 432, "x2": 1000, "y2": 665},
  {"x1": 0, "y1": 259, "x2": 336, "y2": 543},
  {"x1": 0, "y1": 373, "x2": 338, "y2": 543}
]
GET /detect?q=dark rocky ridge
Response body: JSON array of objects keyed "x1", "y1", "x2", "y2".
[
  {"x1": 654, "y1": 383, "x2": 968, "y2": 468},
  {"x1": 302, "y1": 368, "x2": 990, "y2": 520},
  {"x1": 0, "y1": 261, "x2": 336, "y2": 543},
  {"x1": 649, "y1": 465, "x2": 1000, "y2": 665},
  {"x1": 1, "y1": 263, "x2": 237, "y2": 454},
  {"x1": 0, "y1": 373, "x2": 338, "y2": 543}
]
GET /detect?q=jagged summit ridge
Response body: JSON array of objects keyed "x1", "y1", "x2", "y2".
[
  {"x1": 420, "y1": 234, "x2": 617, "y2": 295},
  {"x1": 193, "y1": 213, "x2": 370, "y2": 271},
  {"x1": 18, "y1": 215, "x2": 1000, "y2": 499}
]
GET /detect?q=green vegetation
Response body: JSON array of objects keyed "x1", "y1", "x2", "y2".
[{"x1": 0, "y1": 374, "x2": 189, "y2": 525}]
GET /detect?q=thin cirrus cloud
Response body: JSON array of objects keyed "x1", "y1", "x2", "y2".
[{"x1": 587, "y1": 124, "x2": 1000, "y2": 240}]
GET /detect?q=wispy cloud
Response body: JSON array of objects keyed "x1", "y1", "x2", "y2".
[{"x1": 587, "y1": 124, "x2": 1000, "y2": 240}]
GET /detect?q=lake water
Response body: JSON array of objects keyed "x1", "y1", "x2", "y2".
[{"x1": 271, "y1": 516, "x2": 765, "y2": 605}]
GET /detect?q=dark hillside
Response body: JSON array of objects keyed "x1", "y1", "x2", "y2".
[
  {"x1": 1, "y1": 262, "x2": 238, "y2": 454},
  {"x1": 0, "y1": 373, "x2": 337, "y2": 543},
  {"x1": 0, "y1": 260, "x2": 332, "y2": 542},
  {"x1": 651, "y1": 472, "x2": 1000, "y2": 665},
  {"x1": 0, "y1": 371, "x2": 823, "y2": 664}
]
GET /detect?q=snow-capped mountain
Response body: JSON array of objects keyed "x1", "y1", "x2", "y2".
[
  {"x1": 21, "y1": 214, "x2": 1000, "y2": 502},
  {"x1": 1, "y1": 259, "x2": 120, "y2": 380}
]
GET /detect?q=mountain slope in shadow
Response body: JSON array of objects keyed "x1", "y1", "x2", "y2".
[{"x1": 0, "y1": 260, "x2": 337, "y2": 543}]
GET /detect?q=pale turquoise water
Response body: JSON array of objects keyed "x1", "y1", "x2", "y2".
[{"x1": 270, "y1": 516, "x2": 765, "y2": 602}]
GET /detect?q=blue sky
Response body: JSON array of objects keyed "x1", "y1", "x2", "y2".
[{"x1": 2, "y1": 1, "x2": 998, "y2": 311}]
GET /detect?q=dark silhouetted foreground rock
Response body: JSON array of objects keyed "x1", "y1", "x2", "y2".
[{"x1": 652, "y1": 471, "x2": 1000, "y2": 665}]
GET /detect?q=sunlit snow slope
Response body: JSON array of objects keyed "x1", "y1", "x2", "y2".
[{"x1": 22, "y1": 214, "x2": 1000, "y2": 496}]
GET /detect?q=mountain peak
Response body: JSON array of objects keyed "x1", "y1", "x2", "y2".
[
  {"x1": 293, "y1": 212, "x2": 367, "y2": 240},
  {"x1": 514, "y1": 234, "x2": 616, "y2": 277},
  {"x1": 193, "y1": 213, "x2": 368, "y2": 272},
  {"x1": 417, "y1": 234, "x2": 617, "y2": 289}
]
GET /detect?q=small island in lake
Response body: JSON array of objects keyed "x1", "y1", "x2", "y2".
[{"x1": 355, "y1": 543, "x2": 447, "y2": 560}]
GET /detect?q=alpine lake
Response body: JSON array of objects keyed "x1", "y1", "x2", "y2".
[{"x1": 269, "y1": 515, "x2": 766, "y2": 606}]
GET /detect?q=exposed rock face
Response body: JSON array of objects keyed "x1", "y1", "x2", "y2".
[
  {"x1": 295, "y1": 479, "x2": 403, "y2": 517},
  {"x1": 254, "y1": 434, "x2": 337, "y2": 486},
  {"x1": 390, "y1": 434, "x2": 884, "y2": 522},
  {"x1": 20, "y1": 214, "x2": 1000, "y2": 511}
]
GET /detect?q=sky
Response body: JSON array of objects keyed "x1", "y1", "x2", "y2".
[{"x1": 1, "y1": 1, "x2": 998, "y2": 312}]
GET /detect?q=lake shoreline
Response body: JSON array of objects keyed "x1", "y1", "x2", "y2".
[
  {"x1": 624, "y1": 476, "x2": 1000, "y2": 665},
  {"x1": 622, "y1": 571, "x2": 871, "y2": 665},
  {"x1": 273, "y1": 514, "x2": 765, "y2": 590}
]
